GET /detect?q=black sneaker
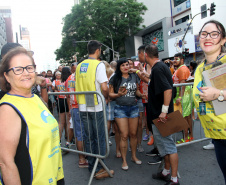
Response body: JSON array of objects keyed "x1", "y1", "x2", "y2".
[
  {"x1": 152, "y1": 171, "x2": 170, "y2": 182},
  {"x1": 165, "y1": 180, "x2": 180, "y2": 185},
  {"x1": 109, "y1": 132, "x2": 115, "y2": 137},
  {"x1": 146, "y1": 148, "x2": 159, "y2": 156},
  {"x1": 70, "y1": 138, "x2": 75, "y2": 144},
  {"x1": 147, "y1": 155, "x2": 163, "y2": 165}
]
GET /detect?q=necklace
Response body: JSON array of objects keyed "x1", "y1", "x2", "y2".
[
  {"x1": 204, "y1": 52, "x2": 223, "y2": 65},
  {"x1": 152, "y1": 60, "x2": 160, "y2": 67}
]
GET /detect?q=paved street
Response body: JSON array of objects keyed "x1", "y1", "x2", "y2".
[{"x1": 62, "y1": 120, "x2": 225, "y2": 185}]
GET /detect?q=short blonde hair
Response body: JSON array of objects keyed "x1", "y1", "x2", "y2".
[{"x1": 102, "y1": 61, "x2": 114, "y2": 78}]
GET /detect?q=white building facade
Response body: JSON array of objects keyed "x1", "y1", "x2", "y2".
[
  {"x1": 0, "y1": 15, "x2": 7, "y2": 52},
  {"x1": 126, "y1": 0, "x2": 225, "y2": 63}
]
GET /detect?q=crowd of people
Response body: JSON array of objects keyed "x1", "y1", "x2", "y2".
[{"x1": 0, "y1": 19, "x2": 225, "y2": 185}]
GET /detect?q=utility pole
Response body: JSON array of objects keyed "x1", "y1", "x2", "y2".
[
  {"x1": 181, "y1": 6, "x2": 213, "y2": 55},
  {"x1": 98, "y1": 25, "x2": 114, "y2": 60}
]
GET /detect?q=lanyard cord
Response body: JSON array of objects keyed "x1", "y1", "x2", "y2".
[
  {"x1": 202, "y1": 53, "x2": 223, "y2": 87},
  {"x1": 204, "y1": 53, "x2": 223, "y2": 67},
  {"x1": 88, "y1": 57, "x2": 96, "y2": 59}
]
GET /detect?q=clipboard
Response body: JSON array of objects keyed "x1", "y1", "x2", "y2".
[
  {"x1": 202, "y1": 62, "x2": 226, "y2": 115},
  {"x1": 152, "y1": 110, "x2": 188, "y2": 137}
]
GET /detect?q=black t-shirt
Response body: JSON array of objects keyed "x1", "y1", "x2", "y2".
[{"x1": 147, "y1": 62, "x2": 174, "y2": 123}]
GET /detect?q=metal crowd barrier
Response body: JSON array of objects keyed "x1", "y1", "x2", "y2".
[
  {"x1": 158, "y1": 82, "x2": 209, "y2": 178},
  {"x1": 48, "y1": 83, "x2": 209, "y2": 183},
  {"x1": 48, "y1": 91, "x2": 112, "y2": 185},
  {"x1": 173, "y1": 82, "x2": 209, "y2": 147}
]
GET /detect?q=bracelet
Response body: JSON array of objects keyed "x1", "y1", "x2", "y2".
[
  {"x1": 162, "y1": 104, "x2": 169, "y2": 113},
  {"x1": 40, "y1": 85, "x2": 47, "y2": 89},
  {"x1": 136, "y1": 70, "x2": 140, "y2": 74}
]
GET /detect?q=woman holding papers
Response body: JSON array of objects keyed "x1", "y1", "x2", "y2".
[{"x1": 193, "y1": 20, "x2": 226, "y2": 184}]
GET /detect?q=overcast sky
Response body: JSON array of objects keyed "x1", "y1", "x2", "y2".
[{"x1": 0, "y1": 0, "x2": 74, "y2": 72}]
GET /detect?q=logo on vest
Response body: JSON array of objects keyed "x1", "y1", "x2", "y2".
[
  {"x1": 80, "y1": 63, "x2": 89, "y2": 73},
  {"x1": 41, "y1": 110, "x2": 55, "y2": 124},
  {"x1": 48, "y1": 178, "x2": 53, "y2": 184}
]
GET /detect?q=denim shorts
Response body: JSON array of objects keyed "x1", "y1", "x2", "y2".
[
  {"x1": 114, "y1": 104, "x2": 139, "y2": 118},
  {"x1": 106, "y1": 101, "x2": 116, "y2": 121},
  {"x1": 152, "y1": 124, "x2": 177, "y2": 157},
  {"x1": 137, "y1": 99, "x2": 144, "y2": 113},
  {"x1": 71, "y1": 108, "x2": 86, "y2": 141}
]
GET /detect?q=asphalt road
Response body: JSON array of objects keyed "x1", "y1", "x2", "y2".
[{"x1": 61, "y1": 120, "x2": 225, "y2": 185}]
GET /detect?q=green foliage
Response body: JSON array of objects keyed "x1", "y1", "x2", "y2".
[{"x1": 55, "y1": 0, "x2": 147, "y2": 64}]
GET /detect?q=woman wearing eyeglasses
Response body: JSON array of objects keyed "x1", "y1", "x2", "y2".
[
  {"x1": 0, "y1": 47, "x2": 64, "y2": 185},
  {"x1": 193, "y1": 20, "x2": 226, "y2": 184}
]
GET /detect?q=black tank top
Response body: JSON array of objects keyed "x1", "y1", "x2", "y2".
[{"x1": 0, "y1": 104, "x2": 31, "y2": 185}]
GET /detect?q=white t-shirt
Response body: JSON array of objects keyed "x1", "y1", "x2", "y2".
[
  {"x1": 52, "y1": 80, "x2": 56, "y2": 87},
  {"x1": 79, "y1": 62, "x2": 108, "y2": 112}
]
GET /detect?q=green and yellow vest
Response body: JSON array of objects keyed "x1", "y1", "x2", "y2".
[
  {"x1": 0, "y1": 94, "x2": 64, "y2": 185},
  {"x1": 193, "y1": 55, "x2": 226, "y2": 139},
  {"x1": 76, "y1": 59, "x2": 101, "y2": 105}
]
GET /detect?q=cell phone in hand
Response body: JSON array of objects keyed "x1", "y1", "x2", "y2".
[{"x1": 119, "y1": 86, "x2": 126, "y2": 92}]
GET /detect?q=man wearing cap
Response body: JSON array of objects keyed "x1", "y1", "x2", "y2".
[{"x1": 76, "y1": 40, "x2": 114, "y2": 179}]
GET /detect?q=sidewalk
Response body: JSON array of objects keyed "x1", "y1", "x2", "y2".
[{"x1": 62, "y1": 121, "x2": 225, "y2": 185}]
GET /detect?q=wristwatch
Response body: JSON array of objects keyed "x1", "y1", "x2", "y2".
[{"x1": 218, "y1": 90, "x2": 224, "y2": 102}]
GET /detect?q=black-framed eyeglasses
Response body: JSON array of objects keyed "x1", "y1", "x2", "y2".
[
  {"x1": 199, "y1": 31, "x2": 221, "y2": 39},
  {"x1": 6, "y1": 65, "x2": 36, "y2": 75}
]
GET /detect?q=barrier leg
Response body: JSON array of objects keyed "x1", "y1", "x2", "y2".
[
  {"x1": 88, "y1": 158, "x2": 99, "y2": 185},
  {"x1": 98, "y1": 158, "x2": 114, "y2": 177},
  {"x1": 88, "y1": 157, "x2": 113, "y2": 185},
  {"x1": 177, "y1": 171, "x2": 181, "y2": 178},
  {"x1": 157, "y1": 159, "x2": 165, "y2": 172}
]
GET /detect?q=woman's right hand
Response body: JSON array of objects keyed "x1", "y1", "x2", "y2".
[{"x1": 118, "y1": 88, "x2": 127, "y2": 97}]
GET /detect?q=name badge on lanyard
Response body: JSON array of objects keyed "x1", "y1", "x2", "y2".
[{"x1": 199, "y1": 102, "x2": 206, "y2": 115}]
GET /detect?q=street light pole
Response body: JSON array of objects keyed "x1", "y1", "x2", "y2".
[
  {"x1": 98, "y1": 25, "x2": 114, "y2": 60},
  {"x1": 182, "y1": 9, "x2": 210, "y2": 45},
  {"x1": 74, "y1": 40, "x2": 119, "y2": 60}
]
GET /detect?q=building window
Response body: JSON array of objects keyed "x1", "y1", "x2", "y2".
[
  {"x1": 174, "y1": 0, "x2": 187, "y2": 7},
  {"x1": 175, "y1": 15, "x2": 189, "y2": 25}
]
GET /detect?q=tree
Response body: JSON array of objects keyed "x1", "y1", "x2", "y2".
[{"x1": 55, "y1": 0, "x2": 147, "y2": 64}]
